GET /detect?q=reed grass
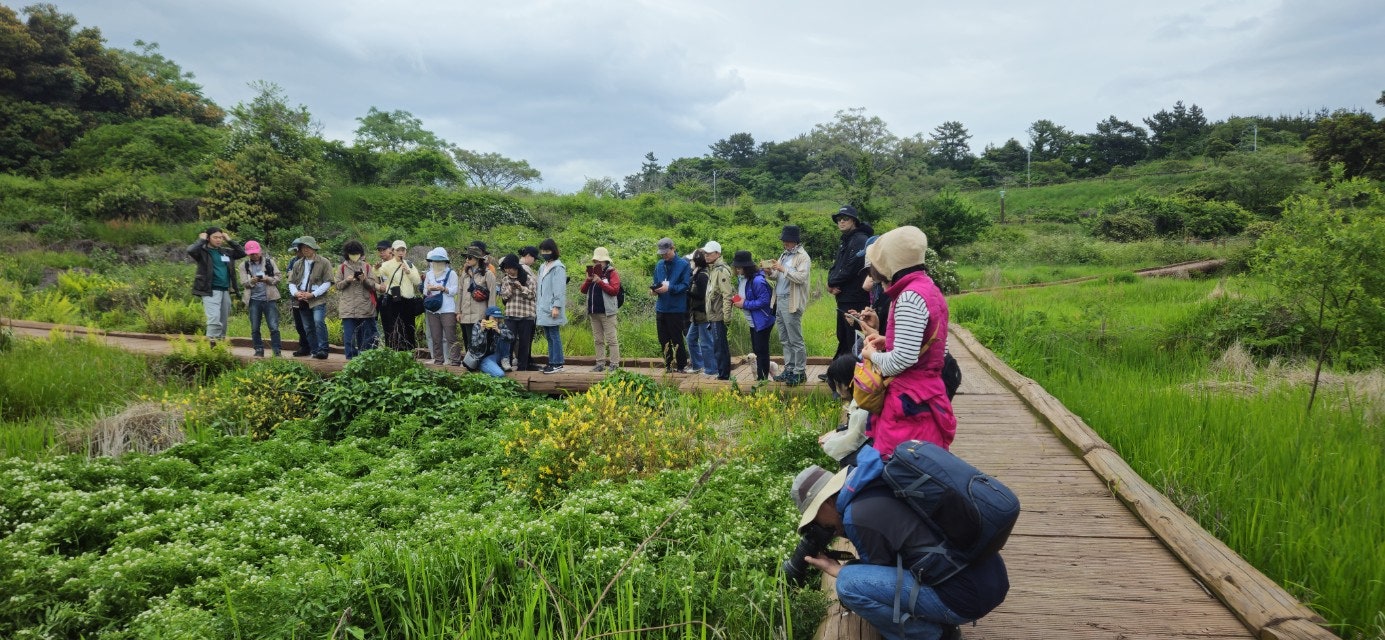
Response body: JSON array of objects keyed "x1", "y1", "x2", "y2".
[{"x1": 952, "y1": 277, "x2": 1383, "y2": 637}]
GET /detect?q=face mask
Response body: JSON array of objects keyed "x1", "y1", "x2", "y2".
[
  {"x1": 348, "y1": 253, "x2": 362, "y2": 262},
  {"x1": 541, "y1": 252, "x2": 553, "y2": 261}
]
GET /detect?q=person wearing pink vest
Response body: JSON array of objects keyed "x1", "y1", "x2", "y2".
[{"x1": 860, "y1": 226, "x2": 956, "y2": 458}]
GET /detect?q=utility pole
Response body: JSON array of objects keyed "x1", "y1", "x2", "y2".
[
  {"x1": 712, "y1": 169, "x2": 718, "y2": 205},
  {"x1": 999, "y1": 189, "x2": 1006, "y2": 224},
  {"x1": 1026, "y1": 147, "x2": 1032, "y2": 188}
]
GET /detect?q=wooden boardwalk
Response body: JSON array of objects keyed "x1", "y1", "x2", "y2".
[
  {"x1": 813, "y1": 326, "x2": 1330, "y2": 640},
  {"x1": 3, "y1": 318, "x2": 1332, "y2": 638}
]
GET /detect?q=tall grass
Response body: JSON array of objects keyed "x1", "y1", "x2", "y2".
[
  {"x1": 952, "y1": 277, "x2": 1383, "y2": 638},
  {"x1": 0, "y1": 333, "x2": 183, "y2": 459}
]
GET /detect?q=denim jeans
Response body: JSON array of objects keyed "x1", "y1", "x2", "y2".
[
  {"x1": 247, "y1": 298, "x2": 281, "y2": 353},
  {"x1": 696, "y1": 322, "x2": 717, "y2": 374},
  {"x1": 201, "y1": 290, "x2": 232, "y2": 340},
  {"x1": 686, "y1": 321, "x2": 706, "y2": 372},
  {"x1": 542, "y1": 325, "x2": 564, "y2": 366},
  {"x1": 341, "y1": 317, "x2": 377, "y2": 359},
  {"x1": 306, "y1": 304, "x2": 329, "y2": 355},
  {"x1": 709, "y1": 321, "x2": 731, "y2": 379},
  {"x1": 479, "y1": 352, "x2": 506, "y2": 377},
  {"x1": 835, "y1": 563, "x2": 969, "y2": 640}
]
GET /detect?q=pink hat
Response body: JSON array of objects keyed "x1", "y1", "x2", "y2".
[{"x1": 244, "y1": 240, "x2": 262, "y2": 254}]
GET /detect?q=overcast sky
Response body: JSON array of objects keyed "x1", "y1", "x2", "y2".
[{"x1": 44, "y1": 0, "x2": 1385, "y2": 192}]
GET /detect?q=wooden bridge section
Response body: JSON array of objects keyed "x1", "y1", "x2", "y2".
[
  {"x1": 813, "y1": 325, "x2": 1331, "y2": 640},
  {"x1": 3, "y1": 318, "x2": 1333, "y2": 638}
]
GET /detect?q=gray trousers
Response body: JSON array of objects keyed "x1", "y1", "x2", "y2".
[
  {"x1": 776, "y1": 295, "x2": 806, "y2": 374},
  {"x1": 201, "y1": 290, "x2": 232, "y2": 340},
  {"x1": 425, "y1": 311, "x2": 458, "y2": 364}
]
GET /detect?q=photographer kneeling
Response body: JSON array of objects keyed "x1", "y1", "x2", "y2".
[{"x1": 789, "y1": 449, "x2": 1009, "y2": 640}]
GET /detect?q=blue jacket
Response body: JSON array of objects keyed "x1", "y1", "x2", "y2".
[
  {"x1": 653, "y1": 256, "x2": 691, "y2": 314},
  {"x1": 740, "y1": 273, "x2": 775, "y2": 331}
]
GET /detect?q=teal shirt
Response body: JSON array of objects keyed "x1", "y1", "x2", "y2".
[{"x1": 209, "y1": 250, "x2": 231, "y2": 291}]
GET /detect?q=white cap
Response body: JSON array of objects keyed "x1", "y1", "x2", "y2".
[{"x1": 701, "y1": 240, "x2": 722, "y2": 254}]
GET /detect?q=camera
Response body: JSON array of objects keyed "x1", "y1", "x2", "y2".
[{"x1": 781, "y1": 522, "x2": 837, "y2": 587}]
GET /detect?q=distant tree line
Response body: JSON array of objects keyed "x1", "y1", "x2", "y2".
[{"x1": 2, "y1": 3, "x2": 1383, "y2": 238}]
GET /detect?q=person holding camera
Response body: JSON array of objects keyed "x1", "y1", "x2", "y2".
[
  {"x1": 457, "y1": 245, "x2": 497, "y2": 350},
  {"x1": 766, "y1": 224, "x2": 812, "y2": 385},
  {"x1": 579, "y1": 246, "x2": 622, "y2": 372},
  {"x1": 236, "y1": 240, "x2": 281, "y2": 357},
  {"x1": 376, "y1": 240, "x2": 423, "y2": 353},
  {"x1": 652, "y1": 237, "x2": 692, "y2": 373},
  {"x1": 335, "y1": 240, "x2": 378, "y2": 360},
  {"x1": 288, "y1": 236, "x2": 333, "y2": 359},
  {"x1": 188, "y1": 226, "x2": 247, "y2": 349},
  {"x1": 731, "y1": 250, "x2": 774, "y2": 380},
  {"x1": 789, "y1": 460, "x2": 1008, "y2": 640},
  {"x1": 498, "y1": 253, "x2": 537, "y2": 372}
]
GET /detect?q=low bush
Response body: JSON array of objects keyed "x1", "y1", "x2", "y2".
[
  {"x1": 24, "y1": 291, "x2": 80, "y2": 325},
  {"x1": 158, "y1": 337, "x2": 240, "y2": 384},
  {"x1": 142, "y1": 295, "x2": 202, "y2": 335},
  {"x1": 187, "y1": 359, "x2": 322, "y2": 439},
  {"x1": 504, "y1": 371, "x2": 715, "y2": 504}
]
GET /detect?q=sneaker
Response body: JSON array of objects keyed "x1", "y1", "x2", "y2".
[
  {"x1": 592, "y1": 364, "x2": 606, "y2": 373},
  {"x1": 542, "y1": 364, "x2": 564, "y2": 374},
  {"x1": 817, "y1": 373, "x2": 829, "y2": 382},
  {"x1": 502, "y1": 360, "x2": 514, "y2": 372},
  {"x1": 253, "y1": 349, "x2": 264, "y2": 358},
  {"x1": 312, "y1": 352, "x2": 328, "y2": 360},
  {"x1": 433, "y1": 359, "x2": 444, "y2": 365},
  {"x1": 292, "y1": 349, "x2": 311, "y2": 357},
  {"x1": 272, "y1": 350, "x2": 281, "y2": 357},
  {"x1": 208, "y1": 339, "x2": 217, "y2": 349},
  {"x1": 941, "y1": 625, "x2": 962, "y2": 640}
]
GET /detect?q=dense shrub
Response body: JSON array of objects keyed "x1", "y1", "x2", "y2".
[
  {"x1": 359, "y1": 186, "x2": 536, "y2": 230},
  {"x1": 1164, "y1": 295, "x2": 1311, "y2": 361},
  {"x1": 24, "y1": 291, "x2": 80, "y2": 325},
  {"x1": 187, "y1": 359, "x2": 322, "y2": 439},
  {"x1": 504, "y1": 371, "x2": 714, "y2": 504},
  {"x1": 1092, "y1": 212, "x2": 1155, "y2": 242},
  {"x1": 158, "y1": 337, "x2": 240, "y2": 384}
]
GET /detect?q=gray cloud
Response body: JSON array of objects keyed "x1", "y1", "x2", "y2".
[{"x1": 45, "y1": 0, "x2": 1385, "y2": 191}]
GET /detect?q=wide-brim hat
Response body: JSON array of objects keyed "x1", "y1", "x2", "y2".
[
  {"x1": 591, "y1": 246, "x2": 612, "y2": 263},
  {"x1": 297, "y1": 236, "x2": 321, "y2": 251},
  {"x1": 832, "y1": 205, "x2": 861, "y2": 223},
  {"x1": 464, "y1": 245, "x2": 486, "y2": 260},
  {"x1": 731, "y1": 250, "x2": 756, "y2": 268},
  {"x1": 426, "y1": 247, "x2": 450, "y2": 262},
  {"x1": 792, "y1": 465, "x2": 848, "y2": 533},
  {"x1": 780, "y1": 225, "x2": 801, "y2": 243}
]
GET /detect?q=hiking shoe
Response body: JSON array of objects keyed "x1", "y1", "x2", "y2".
[
  {"x1": 817, "y1": 373, "x2": 829, "y2": 382},
  {"x1": 253, "y1": 349, "x2": 264, "y2": 358},
  {"x1": 208, "y1": 339, "x2": 217, "y2": 349},
  {"x1": 592, "y1": 364, "x2": 606, "y2": 373},
  {"x1": 292, "y1": 349, "x2": 311, "y2": 357},
  {"x1": 940, "y1": 625, "x2": 961, "y2": 640},
  {"x1": 542, "y1": 364, "x2": 564, "y2": 374},
  {"x1": 313, "y1": 352, "x2": 328, "y2": 360},
  {"x1": 272, "y1": 350, "x2": 281, "y2": 357}
]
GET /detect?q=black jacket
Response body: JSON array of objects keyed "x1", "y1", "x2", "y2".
[
  {"x1": 188, "y1": 238, "x2": 247, "y2": 298},
  {"x1": 827, "y1": 222, "x2": 874, "y2": 302}
]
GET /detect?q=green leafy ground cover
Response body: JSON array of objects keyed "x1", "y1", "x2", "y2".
[
  {"x1": 952, "y1": 277, "x2": 1384, "y2": 639},
  {"x1": 0, "y1": 344, "x2": 838, "y2": 638}
]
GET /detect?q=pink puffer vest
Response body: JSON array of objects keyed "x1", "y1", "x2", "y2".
[{"x1": 865, "y1": 269, "x2": 956, "y2": 458}]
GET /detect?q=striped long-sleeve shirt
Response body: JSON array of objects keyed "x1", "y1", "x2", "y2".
[{"x1": 869, "y1": 290, "x2": 930, "y2": 377}]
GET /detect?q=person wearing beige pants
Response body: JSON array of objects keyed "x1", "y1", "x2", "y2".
[{"x1": 580, "y1": 247, "x2": 622, "y2": 372}]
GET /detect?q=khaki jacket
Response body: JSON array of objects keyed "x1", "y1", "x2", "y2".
[
  {"x1": 704, "y1": 259, "x2": 736, "y2": 322},
  {"x1": 767, "y1": 248, "x2": 811, "y2": 314},
  {"x1": 288, "y1": 257, "x2": 334, "y2": 309},
  {"x1": 456, "y1": 266, "x2": 497, "y2": 324},
  {"x1": 334, "y1": 260, "x2": 377, "y2": 319}
]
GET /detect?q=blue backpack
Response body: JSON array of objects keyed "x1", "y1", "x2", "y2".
[{"x1": 841, "y1": 441, "x2": 1020, "y2": 585}]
